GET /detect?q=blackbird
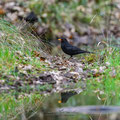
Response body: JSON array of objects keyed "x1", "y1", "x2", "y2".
[
  {"x1": 60, "y1": 91, "x2": 77, "y2": 103},
  {"x1": 25, "y1": 11, "x2": 38, "y2": 23},
  {"x1": 58, "y1": 37, "x2": 92, "y2": 57}
]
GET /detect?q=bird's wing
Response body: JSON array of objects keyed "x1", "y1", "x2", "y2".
[
  {"x1": 67, "y1": 45, "x2": 90, "y2": 54},
  {"x1": 67, "y1": 45, "x2": 80, "y2": 50},
  {"x1": 66, "y1": 45, "x2": 80, "y2": 54}
]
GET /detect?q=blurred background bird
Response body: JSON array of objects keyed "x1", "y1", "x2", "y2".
[{"x1": 25, "y1": 11, "x2": 38, "y2": 23}]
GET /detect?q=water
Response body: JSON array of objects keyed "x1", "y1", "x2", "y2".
[{"x1": 26, "y1": 91, "x2": 120, "y2": 120}]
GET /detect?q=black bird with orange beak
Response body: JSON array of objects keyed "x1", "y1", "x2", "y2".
[{"x1": 58, "y1": 37, "x2": 92, "y2": 58}]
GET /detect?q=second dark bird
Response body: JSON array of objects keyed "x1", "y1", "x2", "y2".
[
  {"x1": 58, "y1": 37, "x2": 92, "y2": 57},
  {"x1": 25, "y1": 11, "x2": 38, "y2": 23}
]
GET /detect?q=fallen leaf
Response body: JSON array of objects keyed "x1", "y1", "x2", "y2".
[
  {"x1": 0, "y1": 8, "x2": 5, "y2": 15},
  {"x1": 33, "y1": 51, "x2": 41, "y2": 57},
  {"x1": 40, "y1": 57, "x2": 46, "y2": 61}
]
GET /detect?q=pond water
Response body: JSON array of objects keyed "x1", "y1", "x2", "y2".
[{"x1": 26, "y1": 91, "x2": 120, "y2": 120}]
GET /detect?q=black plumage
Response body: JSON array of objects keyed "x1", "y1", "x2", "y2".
[
  {"x1": 58, "y1": 37, "x2": 92, "y2": 57},
  {"x1": 61, "y1": 91, "x2": 77, "y2": 103},
  {"x1": 25, "y1": 11, "x2": 38, "y2": 23}
]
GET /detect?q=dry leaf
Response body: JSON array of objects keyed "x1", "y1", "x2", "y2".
[
  {"x1": 33, "y1": 51, "x2": 41, "y2": 57},
  {"x1": 40, "y1": 57, "x2": 46, "y2": 61},
  {"x1": 0, "y1": 8, "x2": 5, "y2": 15}
]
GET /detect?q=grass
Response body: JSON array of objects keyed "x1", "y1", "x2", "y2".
[
  {"x1": 85, "y1": 47, "x2": 120, "y2": 105},
  {"x1": 0, "y1": 93, "x2": 45, "y2": 120},
  {"x1": 0, "y1": 19, "x2": 49, "y2": 75},
  {"x1": 0, "y1": 19, "x2": 52, "y2": 119},
  {"x1": 27, "y1": 0, "x2": 111, "y2": 35},
  {"x1": 0, "y1": 1, "x2": 120, "y2": 117}
]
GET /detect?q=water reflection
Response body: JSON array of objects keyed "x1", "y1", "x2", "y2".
[
  {"x1": 45, "y1": 106, "x2": 120, "y2": 120},
  {"x1": 25, "y1": 91, "x2": 120, "y2": 120},
  {"x1": 60, "y1": 91, "x2": 77, "y2": 103},
  {"x1": 56, "y1": 106, "x2": 120, "y2": 114}
]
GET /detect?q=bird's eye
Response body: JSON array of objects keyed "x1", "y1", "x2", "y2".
[{"x1": 58, "y1": 39, "x2": 62, "y2": 41}]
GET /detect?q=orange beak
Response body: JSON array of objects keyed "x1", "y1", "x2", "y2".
[
  {"x1": 58, "y1": 100, "x2": 62, "y2": 103},
  {"x1": 58, "y1": 38, "x2": 62, "y2": 41}
]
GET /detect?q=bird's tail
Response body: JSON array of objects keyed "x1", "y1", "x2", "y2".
[{"x1": 79, "y1": 50, "x2": 93, "y2": 54}]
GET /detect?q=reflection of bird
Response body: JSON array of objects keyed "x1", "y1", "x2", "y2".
[
  {"x1": 58, "y1": 37, "x2": 92, "y2": 58},
  {"x1": 60, "y1": 91, "x2": 77, "y2": 103},
  {"x1": 25, "y1": 11, "x2": 38, "y2": 23}
]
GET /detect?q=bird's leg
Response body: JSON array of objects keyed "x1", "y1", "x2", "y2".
[{"x1": 68, "y1": 55, "x2": 72, "y2": 60}]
